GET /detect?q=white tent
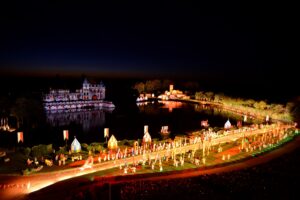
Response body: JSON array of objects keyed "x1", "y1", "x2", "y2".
[
  {"x1": 143, "y1": 132, "x2": 152, "y2": 143},
  {"x1": 71, "y1": 137, "x2": 81, "y2": 152},
  {"x1": 108, "y1": 134, "x2": 118, "y2": 150},
  {"x1": 224, "y1": 119, "x2": 231, "y2": 129}
]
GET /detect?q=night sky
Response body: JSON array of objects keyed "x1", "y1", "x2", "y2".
[{"x1": 0, "y1": 2, "x2": 297, "y2": 97}]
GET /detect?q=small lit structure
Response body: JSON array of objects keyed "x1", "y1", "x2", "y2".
[
  {"x1": 224, "y1": 119, "x2": 232, "y2": 129},
  {"x1": 17, "y1": 132, "x2": 24, "y2": 143},
  {"x1": 104, "y1": 128, "x2": 109, "y2": 138},
  {"x1": 104, "y1": 128, "x2": 109, "y2": 143},
  {"x1": 71, "y1": 137, "x2": 81, "y2": 152},
  {"x1": 108, "y1": 135, "x2": 118, "y2": 150},
  {"x1": 143, "y1": 131, "x2": 152, "y2": 149},
  {"x1": 237, "y1": 120, "x2": 242, "y2": 128},
  {"x1": 157, "y1": 84, "x2": 190, "y2": 100},
  {"x1": 136, "y1": 94, "x2": 153, "y2": 102},
  {"x1": 243, "y1": 115, "x2": 247, "y2": 122},
  {"x1": 266, "y1": 115, "x2": 269, "y2": 123},
  {"x1": 0, "y1": 118, "x2": 10, "y2": 131},
  {"x1": 169, "y1": 84, "x2": 174, "y2": 93},
  {"x1": 160, "y1": 126, "x2": 170, "y2": 135},
  {"x1": 201, "y1": 120, "x2": 209, "y2": 127},
  {"x1": 134, "y1": 141, "x2": 139, "y2": 153},
  {"x1": 144, "y1": 125, "x2": 148, "y2": 134}
]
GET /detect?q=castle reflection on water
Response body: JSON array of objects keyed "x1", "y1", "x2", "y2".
[{"x1": 45, "y1": 107, "x2": 114, "y2": 132}]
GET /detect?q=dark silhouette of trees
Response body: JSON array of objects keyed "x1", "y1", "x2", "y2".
[
  {"x1": 287, "y1": 97, "x2": 300, "y2": 123},
  {"x1": 10, "y1": 97, "x2": 44, "y2": 129},
  {"x1": 0, "y1": 96, "x2": 11, "y2": 117}
]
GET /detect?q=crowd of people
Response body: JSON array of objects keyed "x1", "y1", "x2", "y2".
[
  {"x1": 57, "y1": 138, "x2": 300, "y2": 200},
  {"x1": 116, "y1": 144, "x2": 300, "y2": 199}
]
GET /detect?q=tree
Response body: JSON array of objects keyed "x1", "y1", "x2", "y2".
[
  {"x1": 195, "y1": 91, "x2": 205, "y2": 100},
  {"x1": 288, "y1": 97, "x2": 300, "y2": 121},
  {"x1": 10, "y1": 98, "x2": 27, "y2": 128},
  {"x1": 162, "y1": 80, "x2": 172, "y2": 91},
  {"x1": 214, "y1": 94, "x2": 220, "y2": 102},
  {"x1": 0, "y1": 96, "x2": 11, "y2": 116},
  {"x1": 133, "y1": 82, "x2": 145, "y2": 94},
  {"x1": 205, "y1": 92, "x2": 214, "y2": 101},
  {"x1": 145, "y1": 80, "x2": 161, "y2": 93},
  {"x1": 272, "y1": 104, "x2": 285, "y2": 113},
  {"x1": 254, "y1": 101, "x2": 267, "y2": 110},
  {"x1": 235, "y1": 98, "x2": 244, "y2": 105},
  {"x1": 286, "y1": 102, "x2": 294, "y2": 113},
  {"x1": 244, "y1": 99, "x2": 256, "y2": 107},
  {"x1": 10, "y1": 97, "x2": 44, "y2": 129}
]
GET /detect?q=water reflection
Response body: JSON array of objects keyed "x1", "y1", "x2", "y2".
[
  {"x1": 137, "y1": 100, "x2": 184, "y2": 113},
  {"x1": 137, "y1": 101, "x2": 260, "y2": 130},
  {"x1": 194, "y1": 103, "x2": 261, "y2": 124},
  {"x1": 159, "y1": 100, "x2": 183, "y2": 112},
  {"x1": 45, "y1": 108, "x2": 114, "y2": 132}
]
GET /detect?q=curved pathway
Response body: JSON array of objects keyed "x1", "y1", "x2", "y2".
[{"x1": 25, "y1": 132, "x2": 300, "y2": 200}]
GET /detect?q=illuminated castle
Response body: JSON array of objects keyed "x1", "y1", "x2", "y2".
[
  {"x1": 44, "y1": 78, "x2": 105, "y2": 102},
  {"x1": 43, "y1": 78, "x2": 114, "y2": 111}
]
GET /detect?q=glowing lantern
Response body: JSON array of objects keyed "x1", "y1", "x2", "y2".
[
  {"x1": 17, "y1": 132, "x2": 24, "y2": 143},
  {"x1": 63, "y1": 130, "x2": 69, "y2": 140},
  {"x1": 104, "y1": 128, "x2": 109, "y2": 138},
  {"x1": 104, "y1": 128, "x2": 109, "y2": 143}
]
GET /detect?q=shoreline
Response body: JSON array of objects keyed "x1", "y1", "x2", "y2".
[{"x1": 139, "y1": 97, "x2": 295, "y2": 124}]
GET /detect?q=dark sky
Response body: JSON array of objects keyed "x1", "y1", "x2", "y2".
[{"x1": 0, "y1": 2, "x2": 297, "y2": 86}]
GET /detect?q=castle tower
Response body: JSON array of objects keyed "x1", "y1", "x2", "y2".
[
  {"x1": 169, "y1": 84, "x2": 174, "y2": 93},
  {"x1": 82, "y1": 78, "x2": 89, "y2": 100}
]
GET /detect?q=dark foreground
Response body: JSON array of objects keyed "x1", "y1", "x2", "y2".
[{"x1": 24, "y1": 135, "x2": 300, "y2": 200}]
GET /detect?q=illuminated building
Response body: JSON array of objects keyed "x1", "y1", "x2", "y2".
[{"x1": 43, "y1": 78, "x2": 114, "y2": 110}]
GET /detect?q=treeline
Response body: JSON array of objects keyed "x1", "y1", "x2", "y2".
[
  {"x1": 132, "y1": 80, "x2": 300, "y2": 123},
  {"x1": 132, "y1": 79, "x2": 200, "y2": 94},
  {"x1": 195, "y1": 91, "x2": 300, "y2": 122},
  {"x1": 0, "y1": 95, "x2": 45, "y2": 130}
]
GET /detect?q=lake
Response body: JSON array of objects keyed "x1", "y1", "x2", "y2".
[{"x1": 0, "y1": 100, "x2": 257, "y2": 148}]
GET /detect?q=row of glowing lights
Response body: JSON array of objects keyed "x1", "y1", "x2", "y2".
[
  {"x1": 27, "y1": 125, "x2": 282, "y2": 193},
  {"x1": 17, "y1": 124, "x2": 298, "y2": 194}
]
